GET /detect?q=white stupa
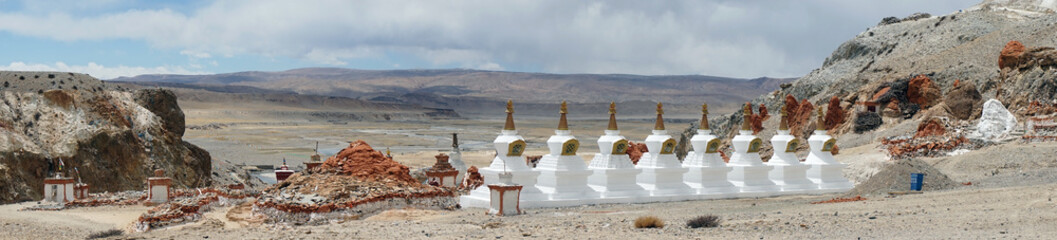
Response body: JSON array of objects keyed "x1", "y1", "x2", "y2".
[
  {"x1": 765, "y1": 106, "x2": 818, "y2": 194},
  {"x1": 635, "y1": 103, "x2": 694, "y2": 200},
  {"x1": 587, "y1": 102, "x2": 646, "y2": 201},
  {"x1": 448, "y1": 133, "x2": 468, "y2": 185},
  {"x1": 804, "y1": 108, "x2": 854, "y2": 192},
  {"x1": 682, "y1": 103, "x2": 738, "y2": 198},
  {"x1": 727, "y1": 103, "x2": 779, "y2": 196},
  {"x1": 535, "y1": 101, "x2": 600, "y2": 201},
  {"x1": 460, "y1": 100, "x2": 546, "y2": 208}
]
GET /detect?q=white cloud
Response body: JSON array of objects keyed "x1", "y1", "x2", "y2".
[
  {"x1": 0, "y1": 0, "x2": 969, "y2": 77},
  {"x1": 0, "y1": 62, "x2": 210, "y2": 79},
  {"x1": 179, "y1": 50, "x2": 212, "y2": 59}
]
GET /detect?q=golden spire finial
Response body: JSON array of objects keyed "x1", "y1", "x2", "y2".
[
  {"x1": 557, "y1": 101, "x2": 569, "y2": 130},
  {"x1": 504, "y1": 100, "x2": 516, "y2": 130},
  {"x1": 741, "y1": 102, "x2": 752, "y2": 131},
  {"x1": 699, "y1": 102, "x2": 710, "y2": 130},
  {"x1": 779, "y1": 104, "x2": 789, "y2": 131},
  {"x1": 607, "y1": 102, "x2": 618, "y2": 130},
  {"x1": 816, "y1": 106, "x2": 826, "y2": 131},
  {"x1": 654, "y1": 102, "x2": 665, "y2": 130}
]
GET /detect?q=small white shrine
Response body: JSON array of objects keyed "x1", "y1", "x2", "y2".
[
  {"x1": 766, "y1": 108, "x2": 818, "y2": 193},
  {"x1": 43, "y1": 165, "x2": 76, "y2": 203},
  {"x1": 448, "y1": 133, "x2": 468, "y2": 185},
  {"x1": 727, "y1": 103, "x2": 779, "y2": 195},
  {"x1": 587, "y1": 102, "x2": 646, "y2": 200},
  {"x1": 635, "y1": 103, "x2": 694, "y2": 199},
  {"x1": 147, "y1": 169, "x2": 172, "y2": 204},
  {"x1": 461, "y1": 101, "x2": 545, "y2": 208},
  {"x1": 535, "y1": 102, "x2": 600, "y2": 200},
  {"x1": 487, "y1": 172, "x2": 523, "y2": 216},
  {"x1": 682, "y1": 103, "x2": 738, "y2": 198},
  {"x1": 804, "y1": 108, "x2": 854, "y2": 192}
]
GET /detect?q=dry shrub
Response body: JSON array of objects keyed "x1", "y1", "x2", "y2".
[
  {"x1": 86, "y1": 229, "x2": 123, "y2": 239},
  {"x1": 634, "y1": 216, "x2": 664, "y2": 229},
  {"x1": 687, "y1": 215, "x2": 721, "y2": 228}
]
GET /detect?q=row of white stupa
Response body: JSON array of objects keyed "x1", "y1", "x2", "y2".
[{"x1": 459, "y1": 101, "x2": 853, "y2": 209}]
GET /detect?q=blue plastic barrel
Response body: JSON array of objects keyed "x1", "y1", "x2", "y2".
[{"x1": 910, "y1": 173, "x2": 925, "y2": 191}]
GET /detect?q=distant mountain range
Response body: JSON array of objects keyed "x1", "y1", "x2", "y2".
[{"x1": 114, "y1": 68, "x2": 795, "y2": 117}]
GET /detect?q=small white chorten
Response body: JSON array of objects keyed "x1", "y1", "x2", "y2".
[
  {"x1": 635, "y1": 103, "x2": 694, "y2": 199},
  {"x1": 461, "y1": 100, "x2": 545, "y2": 208},
  {"x1": 147, "y1": 169, "x2": 172, "y2": 204},
  {"x1": 682, "y1": 103, "x2": 738, "y2": 198},
  {"x1": 535, "y1": 101, "x2": 600, "y2": 200},
  {"x1": 43, "y1": 161, "x2": 75, "y2": 203},
  {"x1": 587, "y1": 102, "x2": 646, "y2": 200},
  {"x1": 487, "y1": 172, "x2": 523, "y2": 216},
  {"x1": 765, "y1": 107, "x2": 818, "y2": 193},
  {"x1": 727, "y1": 103, "x2": 779, "y2": 195},
  {"x1": 805, "y1": 108, "x2": 854, "y2": 192},
  {"x1": 448, "y1": 133, "x2": 468, "y2": 185}
]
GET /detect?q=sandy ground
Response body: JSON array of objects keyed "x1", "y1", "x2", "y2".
[{"x1": 1, "y1": 181, "x2": 1054, "y2": 239}]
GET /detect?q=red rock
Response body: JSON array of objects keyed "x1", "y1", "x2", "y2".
[
  {"x1": 824, "y1": 96, "x2": 845, "y2": 130},
  {"x1": 915, "y1": 118, "x2": 946, "y2": 138},
  {"x1": 831, "y1": 145, "x2": 840, "y2": 155},
  {"x1": 908, "y1": 74, "x2": 941, "y2": 107},
  {"x1": 953, "y1": 79, "x2": 961, "y2": 88},
  {"x1": 790, "y1": 99, "x2": 815, "y2": 136},
  {"x1": 462, "y1": 166, "x2": 483, "y2": 190},
  {"x1": 783, "y1": 94, "x2": 799, "y2": 116},
  {"x1": 758, "y1": 104, "x2": 770, "y2": 121},
  {"x1": 999, "y1": 40, "x2": 1026, "y2": 69},
  {"x1": 871, "y1": 87, "x2": 890, "y2": 102},
  {"x1": 321, "y1": 140, "x2": 416, "y2": 183},
  {"x1": 626, "y1": 142, "x2": 648, "y2": 165},
  {"x1": 718, "y1": 150, "x2": 730, "y2": 163}
]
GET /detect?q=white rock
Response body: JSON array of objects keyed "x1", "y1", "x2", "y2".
[{"x1": 971, "y1": 99, "x2": 1018, "y2": 141}]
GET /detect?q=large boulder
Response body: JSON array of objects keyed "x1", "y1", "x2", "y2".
[
  {"x1": 944, "y1": 82, "x2": 984, "y2": 120},
  {"x1": 999, "y1": 40, "x2": 1026, "y2": 70},
  {"x1": 970, "y1": 99, "x2": 1018, "y2": 141}
]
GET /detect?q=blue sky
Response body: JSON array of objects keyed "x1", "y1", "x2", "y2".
[{"x1": 0, "y1": 0, "x2": 969, "y2": 79}]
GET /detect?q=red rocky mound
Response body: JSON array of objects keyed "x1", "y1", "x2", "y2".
[
  {"x1": 915, "y1": 118, "x2": 946, "y2": 138},
  {"x1": 462, "y1": 166, "x2": 484, "y2": 190},
  {"x1": 758, "y1": 104, "x2": 770, "y2": 121},
  {"x1": 824, "y1": 96, "x2": 845, "y2": 130},
  {"x1": 999, "y1": 40, "x2": 1026, "y2": 69},
  {"x1": 626, "y1": 142, "x2": 648, "y2": 164},
  {"x1": 321, "y1": 140, "x2": 416, "y2": 183}
]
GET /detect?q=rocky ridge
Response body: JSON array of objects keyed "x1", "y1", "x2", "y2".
[{"x1": 0, "y1": 71, "x2": 211, "y2": 203}]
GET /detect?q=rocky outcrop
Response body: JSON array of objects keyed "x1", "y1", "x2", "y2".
[
  {"x1": 134, "y1": 89, "x2": 185, "y2": 138},
  {"x1": 0, "y1": 71, "x2": 211, "y2": 204},
  {"x1": 915, "y1": 118, "x2": 947, "y2": 138},
  {"x1": 970, "y1": 99, "x2": 1018, "y2": 141}
]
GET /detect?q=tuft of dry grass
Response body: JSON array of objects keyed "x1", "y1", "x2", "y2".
[
  {"x1": 634, "y1": 216, "x2": 664, "y2": 229},
  {"x1": 687, "y1": 215, "x2": 722, "y2": 228}
]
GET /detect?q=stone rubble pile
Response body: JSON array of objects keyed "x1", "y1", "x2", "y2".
[
  {"x1": 254, "y1": 140, "x2": 457, "y2": 225},
  {"x1": 134, "y1": 187, "x2": 257, "y2": 232}
]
